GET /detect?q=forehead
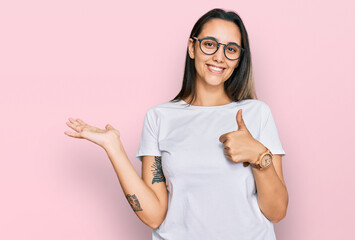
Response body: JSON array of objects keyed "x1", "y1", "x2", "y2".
[{"x1": 199, "y1": 18, "x2": 241, "y2": 44}]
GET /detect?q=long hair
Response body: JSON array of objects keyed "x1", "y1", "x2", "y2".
[{"x1": 170, "y1": 8, "x2": 257, "y2": 104}]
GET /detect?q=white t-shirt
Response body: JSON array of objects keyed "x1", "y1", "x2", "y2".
[{"x1": 136, "y1": 99, "x2": 286, "y2": 240}]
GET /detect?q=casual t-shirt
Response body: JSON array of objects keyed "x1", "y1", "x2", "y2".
[{"x1": 136, "y1": 99, "x2": 286, "y2": 240}]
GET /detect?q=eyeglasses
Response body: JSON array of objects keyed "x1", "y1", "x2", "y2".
[{"x1": 192, "y1": 36, "x2": 244, "y2": 61}]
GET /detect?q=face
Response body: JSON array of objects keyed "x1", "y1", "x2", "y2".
[{"x1": 188, "y1": 18, "x2": 242, "y2": 87}]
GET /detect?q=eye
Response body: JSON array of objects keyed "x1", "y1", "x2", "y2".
[
  {"x1": 203, "y1": 41, "x2": 216, "y2": 47},
  {"x1": 226, "y1": 44, "x2": 240, "y2": 55}
]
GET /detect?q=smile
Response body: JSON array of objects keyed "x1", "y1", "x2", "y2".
[{"x1": 207, "y1": 64, "x2": 225, "y2": 74}]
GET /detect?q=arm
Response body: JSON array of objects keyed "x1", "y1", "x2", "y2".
[
  {"x1": 219, "y1": 108, "x2": 288, "y2": 223},
  {"x1": 252, "y1": 151, "x2": 289, "y2": 223},
  {"x1": 105, "y1": 139, "x2": 168, "y2": 229}
]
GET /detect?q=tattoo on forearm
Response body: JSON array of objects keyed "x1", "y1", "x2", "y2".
[
  {"x1": 152, "y1": 156, "x2": 166, "y2": 184},
  {"x1": 126, "y1": 194, "x2": 143, "y2": 212}
]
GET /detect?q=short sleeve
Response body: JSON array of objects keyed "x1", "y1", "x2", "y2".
[
  {"x1": 259, "y1": 103, "x2": 286, "y2": 157},
  {"x1": 135, "y1": 108, "x2": 162, "y2": 162}
]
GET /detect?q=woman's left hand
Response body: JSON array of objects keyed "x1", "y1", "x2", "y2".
[{"x1": 219, "y1": 109, "x2": 267, "y2": 165}]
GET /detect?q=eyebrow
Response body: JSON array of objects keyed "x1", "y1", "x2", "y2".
[{"x1": 205, "y1": 35, "x2": 239, "y2": 45}]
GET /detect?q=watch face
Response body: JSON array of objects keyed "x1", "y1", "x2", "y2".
[{"x1": 261, "y1": 154, "x2": 272, "y2": 168}]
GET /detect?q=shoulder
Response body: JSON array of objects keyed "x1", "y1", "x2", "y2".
[
  {"x1": 143, "y1": 100, "x2": 181, "y2": 123},
  {"x1": 238, "y1": 98, "x2": 271, "y2": 112},
  {"x1": 238, "y1": 99, "x2": 274, "y2": 126},
  {"x1": 146, "y1": 100, "x2": 182, "y2": 115}
]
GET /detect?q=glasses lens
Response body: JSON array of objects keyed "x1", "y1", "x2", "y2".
[
  {"x1": 200, "y1": 39, "x2": 218, "y2": 54},
  {"x1": 225, "y1": 44, "x2": 242, "y2": 60}
]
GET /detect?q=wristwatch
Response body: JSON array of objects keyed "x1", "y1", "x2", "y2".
[{"x1": 243, "y1": 147, "x2": 273, "y2": 170}]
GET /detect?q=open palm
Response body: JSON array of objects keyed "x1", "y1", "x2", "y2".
[{"x1": 64, "y1": 117, "x2": 120, "y2": 149}]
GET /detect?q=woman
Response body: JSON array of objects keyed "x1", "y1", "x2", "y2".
[{"x1": 65, "y1": 8, "x2": 288, "y2": 240}]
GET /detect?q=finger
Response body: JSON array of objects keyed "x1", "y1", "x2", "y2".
[
  {"x1": 223, "y1": 148, "x2": 231, "y2": 155},
  {"x1": 68, "y1": 118, "x2": 80, "y2": 127},
  {"x1": 243, "y1": 162, "x2": 250, "y2": 167},
  {"x1": 76, "y1": 119, "x2": 87, "y2": 126},
  {"x1": 66, "y1": 121, "x2": 83, "y2": 132},
  {"x1": 64, "y1": 131, "x2": 82, "y2": 138},
  {"x1": 68, "y1": 118, "x2": 86, "y2": 128},
  {"x1": 224, "y1": 154, "x2": 232, "y2": 161},
  {"x1": 219, "y1": 134, "x2": 228, "y2": 143}
]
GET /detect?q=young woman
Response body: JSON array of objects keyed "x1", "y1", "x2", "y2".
[{"x1": 65, "y1": 8, "x2": 288, "y2": 240}]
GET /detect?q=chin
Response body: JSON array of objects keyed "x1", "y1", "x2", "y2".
[{"x1": 205, "y1": 77, "x2": 225, "y2": 86}]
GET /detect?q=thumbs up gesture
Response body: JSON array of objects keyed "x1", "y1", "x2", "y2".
[{"x1": 219, "y1": 109, "x2": 267, "y2": 166}]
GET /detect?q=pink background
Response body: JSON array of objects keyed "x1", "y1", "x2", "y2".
[{"x1": 1, "y1": 0, "x2": 354, "y2": 239}]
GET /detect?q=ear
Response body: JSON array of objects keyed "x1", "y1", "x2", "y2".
[{"x1": 188, "y1": 38, "x2": 195, "y2": 60}]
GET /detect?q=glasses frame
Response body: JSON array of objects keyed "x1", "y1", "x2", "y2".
[{"x1": 192, "y1": 36, "x2": 244, "y2": 61}]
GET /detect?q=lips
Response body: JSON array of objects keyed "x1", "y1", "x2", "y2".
[
  {"x1": 207, "y1": 64, "x2": 225, "y2": 73},
  {"x1": 207, "y1": 64, "x2": 225, "y2": 70}
]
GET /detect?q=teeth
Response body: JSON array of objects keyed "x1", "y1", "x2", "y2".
[{"x1": 208, "y1": 65, "x2": 224, "y2": 72}]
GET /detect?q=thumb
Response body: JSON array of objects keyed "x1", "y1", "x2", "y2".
[
  {"x1": 105, "y1": 124, "x2": 121, "y2": 136},
  {"x1": 236, "y1": 109, "x2": 247, "y2": 131},
  {"x1": 105, "y1": 124, "x2": 113, "y2": 130}
]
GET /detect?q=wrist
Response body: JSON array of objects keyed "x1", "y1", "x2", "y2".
[
  {"x1": 104, "y1": 136, "x2": 124, "y2": 153},
  {"x1": 250, "y1": 145, "x2": 273, "y2": 171},
  {"x1": 250, "y1": 143, "x2": 267, "y2": 164}
]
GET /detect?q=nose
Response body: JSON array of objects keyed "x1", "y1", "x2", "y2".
[{"x1": 212, "y1": 44, "x2": 225, "y2": 62}]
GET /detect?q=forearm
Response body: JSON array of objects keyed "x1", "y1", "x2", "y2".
[
  {"x1": 252, "y1": 162, "x2": 288, "y2": 223},
  {"x1": 104, "y1": 140, "x2": 165, "y2": 229}
]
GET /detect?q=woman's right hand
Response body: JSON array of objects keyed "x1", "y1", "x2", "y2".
[{"x1": 64, "y1": 118, "x2": 121, "y2": 150}]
